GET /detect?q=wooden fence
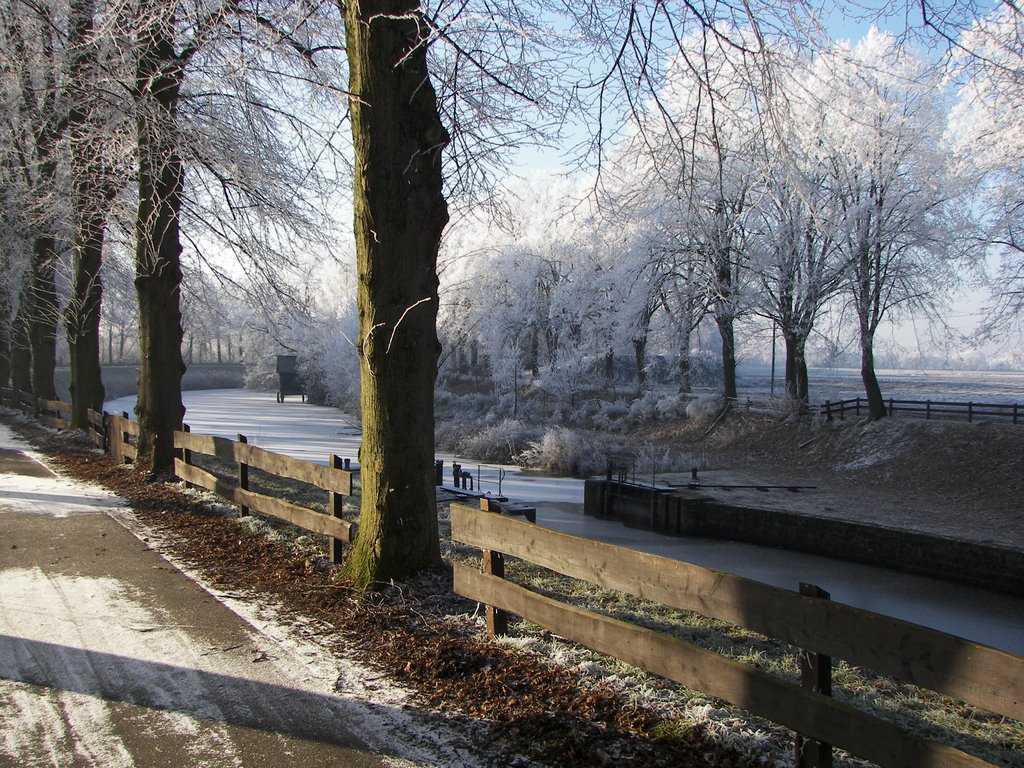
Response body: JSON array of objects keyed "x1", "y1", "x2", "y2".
[
  {"x1": 1, "y1": 387, "x2": 356, "y2": 562},
  {"x1": 822, "y1": 397, "x2": 1021, "y2": 424},
  {"x1": 172, "y1": 430, "x2": 356, "y2": 563},
  {"x1": 1, "y1": 389, "x2": 101, "y2": 442},
  {"x1": 452, "y1": 502, "x2": 1023, "y2": 768}
]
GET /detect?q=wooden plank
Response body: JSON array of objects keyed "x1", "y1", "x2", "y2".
[
  {"x1": 454, "y1": 567, "x2": 991, "y2": 768},
  {"x1": 173, "y1": 431, "x2": 353, "y2": 495},
  {"x1": 235, "y1": 441, "x2": 353, "y2": 495},
  {"x1": 174, "y1": 460, "x2": 355, "y2": 543},
  {"x1": 450, "y1": 504, "x2": 1024, "y2": 721}
]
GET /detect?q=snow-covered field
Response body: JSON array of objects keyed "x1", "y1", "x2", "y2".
[
  {"x1": 106, "y1": 389, "x2": 585, "y2": 504},
  {"x1": 736, "y1": 364, "x2": 1024, "y2": 405}
]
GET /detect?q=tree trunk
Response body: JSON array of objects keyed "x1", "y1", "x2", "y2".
[
  {"x1": 633, "y1": 337, "x2": 647, "y2": 390},
  {"x1": 715, "y1": 313, "x2": 738, "y2": 401},
  {"x1": 65, "y1": 0, "x2": 110, "y2": 429},
  {"x1": 860, "y1": 335, "x2": 886, "y2": 420},
  {"x1": 528, "y1": 325, "x2": 539, "y2": 377},
  {"x1": 11, "y1": 290, "x2": 32, "y2": 395},
  {"x1": 0, "y1": 255, "x2": 11, "y2": 389},
  {"x1": 677, "y1": 324, "x2": 693, "y2": 395},
  {"x1": 134, "y1": 2, "x2": 186, "y2": 475},
  {"x1": 66, "y1": 210, "x2": 107, "y2": 428},
  {"x1": 783, "y1": 331, "x2": 810, "y2": 404},
  {"x1": 29, "y1": 235, "x2": 59, "y2": 402},
  {"x1": 342, "y1": 0, "x2": 448, "y2": 589}
]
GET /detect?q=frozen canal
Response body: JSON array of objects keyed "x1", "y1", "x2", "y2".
[{"x1": 107, "y1": 389, "x2": 1024, "y2": 656}]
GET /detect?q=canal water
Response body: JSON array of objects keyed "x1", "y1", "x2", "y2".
[{"x1": 107, "y1": 389, "x2": 1024, "y2": 656}]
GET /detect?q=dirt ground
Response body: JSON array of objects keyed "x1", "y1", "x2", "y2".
[{"x1": 633, "y1": 411, "x2": 1024, "y2": 550}]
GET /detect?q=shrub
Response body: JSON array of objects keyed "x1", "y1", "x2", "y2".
[{"x1": 515, "y1": 427, "x2": 611, "y2": 477}]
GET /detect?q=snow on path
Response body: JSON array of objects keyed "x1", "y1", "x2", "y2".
[
  {"x1": 106, "y1": 389, "x2": 586, "y2": 504},
  {"x1": 0, "y1": 421, "x2": 484, "y2": 767}
]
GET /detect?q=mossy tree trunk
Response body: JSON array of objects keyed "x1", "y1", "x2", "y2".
[
  {"x1": 342, "y1": 0, "x2": 449, "y2": 589},
  {"x1": 134, "y1": 1, "x2": 186, "y2": 474}
]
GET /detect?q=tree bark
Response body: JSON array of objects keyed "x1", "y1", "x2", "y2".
[
  {"x1": 783, "y1": 331, "x2": 810, "y2": 404},
  {"x1": 10, "y1": 289, "x2": 32, "y2": 396},
  {"x1": 134, "y1": 2, "x2": 186, "y2": 475},
  {"x1": 66, "y1": 211, "x2": 107, "y2": 427},
  {"x1": 860, "y1": 335, "x2": 887, "y2": 420},
  {"x1": 715, "y1": 313, "x2": 738, "y2": 401},
  {"x1": 632, "y1": 337, "x2": 647, "y2": 389},
  {"x1": 342, "y1": 0, "x2": 448, "y2": 589}
]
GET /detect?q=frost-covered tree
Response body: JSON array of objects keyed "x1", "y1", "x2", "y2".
[
  {"x1": 815, "y1": 30, "x2": 961, "y2": 419},
  {"x1": 949, "y1": 5, "x2": 1024, "y2": 342},
  {"x1": 748, "y1": 53, "x2": 847, "y2": 404},
  {"x1": 2, "y1": 0, "x2": 67, "y2": 403}
]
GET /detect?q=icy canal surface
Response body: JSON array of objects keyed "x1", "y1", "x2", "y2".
[
  {"x1": 105, "y1": 389, "x2": 584, "y2": 504},
  {"x1": 107, "y1": 389, "x2": 1024, "y2": 655}
]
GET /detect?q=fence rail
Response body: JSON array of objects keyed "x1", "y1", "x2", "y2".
[
  {"x1": 451, "y1": 502, "x2": 1023, "y2": 768},
  {"x1": 172, "y1": 430, "x2": 356, "y2": 560},
  {"x1": 821, "y1": 397, "x2": 1021, "y2": 423}
]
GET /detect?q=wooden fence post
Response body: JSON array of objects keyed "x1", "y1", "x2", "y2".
[
  {"x1": 180, "y1": 424, "x2": 193, "y2": 486},
  {"x1": 796, "y1": 582, "x2": 833, "y2": 768},
  {"x1": 480, "y1": 499, "x2": 508, "y2": 637},
  {"x1": 329, "y1": 453, "x2": 345, "y2": 564},
  {"x1": 237, "y1": 433, "x2": 250, "y2": 516},
  {"x1": 121, "y1": 411, "x2": 132, "y2": 465}
]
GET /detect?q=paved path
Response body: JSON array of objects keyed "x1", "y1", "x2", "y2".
[{"x1": 0, "y1": 424, "x2": 460, "y2": 768}]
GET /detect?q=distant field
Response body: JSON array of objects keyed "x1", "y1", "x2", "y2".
[{"x1": 731, "y1": 365, "x2": 1024, "y2": 405}]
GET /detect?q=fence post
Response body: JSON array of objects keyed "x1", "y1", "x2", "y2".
[
  {"x1": 926, "y1": 400, "x2": 931, "y2": 420},
  {"x1": 887, "y1": 398, "x2": 893, "y2": 417},
  {"x1": 968, "y1": 402, "x2": 974, "y2": 423},
  {"x1": 237, "y1": 433, "x2": 250, "y2": 516},
  {"x1": 179, "y1": 424, "x2": 194, "y2": 487},
  {"x1": 1015, "y1": 403, "x2": 1019, "y2": 426},
  {"x1": 102, "y1": 411, "x2": 111, "y2": 454},
  {"x1": 329, "y1": 454, "x2": 345, "y2": 565},
  {"x1": 121, "y1": 411, "x2": 131, "y2": 465},
  {"x1": 480, "y1": 499, "x2": 508, "y2": 637},
  {"x1": 795, "y1": 582, "x2": 833, "y2": 768}
]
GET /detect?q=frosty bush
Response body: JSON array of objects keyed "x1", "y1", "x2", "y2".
[
  {"x1": 592, "y1": 400, "x2": 631, "y2": 430},
  {"x1": 655, "y1": 393, "x2": 687, "y2": 419},
  {"x1": 686, "y1": 394, "x2": 725, "y2": 420},
  {"x1": 456, "y1": 419, "x2": 544, "y2": 463},
  {"x1": 515, "y1": 427, "x2": 611, "y2": 476},
  {"x1": 627, "y1": 392, "x2": 661, "y2": 423}
]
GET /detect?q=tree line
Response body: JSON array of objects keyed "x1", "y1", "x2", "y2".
[{"x1": 0, "y1": 0, "x2": 1021, "y2": 583}]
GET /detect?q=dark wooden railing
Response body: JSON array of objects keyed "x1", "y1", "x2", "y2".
[
  {"x1": 452, "y1": 502, "x2": 1023, "y2": 768},
  {"x1": 821, "y1": 397, "x2": 1021, "y2": 423}
]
